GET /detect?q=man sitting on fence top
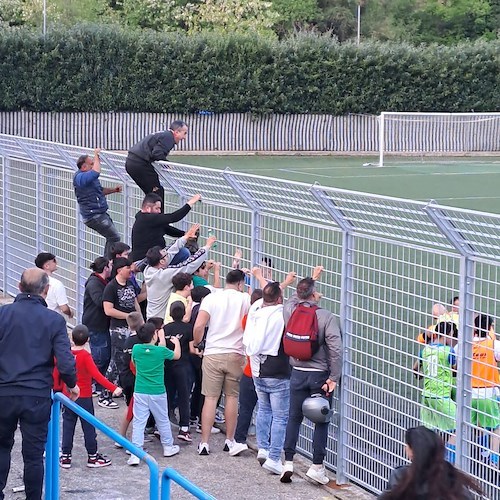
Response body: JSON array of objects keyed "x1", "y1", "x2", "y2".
[
  {"x1": 130, "y1": 192, "x2": 201, "y2": 264},
  {"x1": 73, "y1": 148, "x2": 122, "y2": 259},
  {"x1": 125, "y1": 121, "x2": 188, "y2": 212},
  {"x1": 281, "y1": 266, "x2": 342, "y2": 486}
]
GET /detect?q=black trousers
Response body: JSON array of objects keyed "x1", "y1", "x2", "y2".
[
  {"x1": 0, "y1": 395, "x2": 52, "y2": 500},
  {"x1": 125, "y1": 154, "x2": 165, "y2": 211},
  {"x1": 283, "y1": 369, "x2": 331, "y2": 464},
  {"x1": 190, "y1": 355, "x2": 203, "y2": 421},
  {"x1": 234, "y1": 374, "x2": 258, "y2": 444},
  {"x1": 165, "y1": 362, "x2": 192, "y2": 428},
  {"x1": 61, "y1": 397, "x2": 97, "y2": 456}
]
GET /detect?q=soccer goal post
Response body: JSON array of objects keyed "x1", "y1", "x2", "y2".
[{"x1": 377, "y1": 112, "x2": 500, "y2": 167}]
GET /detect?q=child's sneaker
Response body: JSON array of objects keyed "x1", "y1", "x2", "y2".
[
  {"x1": 59, "y1": 454, "x2": 71, "y2": 469},
  {"x1": 178, "y1": 430, "x2": 193, "y2": 442},
  {"x1": 163, "y1": 445, "x2": 180, "y2": 457},
  {"x1": 97, "y1": 397, "x2": 119, "y2": 409},
  {"x1": 127, "y1": 454, "x2": 141, "y2": 466},
  {"x1": 87, "y1": 453, "x2": 111, "y2": 468}
]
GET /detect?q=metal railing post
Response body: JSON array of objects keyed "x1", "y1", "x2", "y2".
[
  {"x1": 222, "y1": 169, "x2": 263, "y2": 288},
  {"x1": 161, "y1": 468, "x2": 216, "y2": 500},
  {"x1": 50, "y1": 393, "x2": 160, "y2": 499},
  {"x1": 310, "y1": 184, "x2": 355, "y2": 484},
  {"x1": 423, "y1": 202, "x2": 476, "y2": 474}
]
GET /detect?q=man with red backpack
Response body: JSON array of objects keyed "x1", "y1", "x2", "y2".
[{"x1": 281, "y1": 266, "x2": 342, "y2": 486}]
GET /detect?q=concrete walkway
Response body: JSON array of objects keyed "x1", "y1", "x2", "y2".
[{"x1": 1, "y1": 294, "x2": 375, "y2": 499}]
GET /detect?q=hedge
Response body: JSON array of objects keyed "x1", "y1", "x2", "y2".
[{"x1": 0, "y1": 24, "x2": 498, "y2": 113}]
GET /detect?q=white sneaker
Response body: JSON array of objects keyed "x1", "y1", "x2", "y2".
[
  {"x1": 196, "y1": 424, "x2": 221, "y2": 434},
  {"x1": 198, "y1": 442, "x2": 210, "y2": 455},
  {"x1": 262, "y1": 458, "x2": 283, "y2": 475},
  {"x1": 306, "y1": 465, "x2": 330, "y2": 485},
  {"x1": 127, "y1": 454, "x2": 140, "y2": 466},
  {"x1": 163, "y1": 445, "x2": 180, "y2": 457},
  {"x1": 223, "y1": 439, "x2": 235, "y2": 452},
  {"x1": 257, "y1": 449, "x2": 269, "y2": 466},
  {"x1": 229, "y1": 442, "x2": 248, "y2": 456},
  {"x1": 280, "y1": 461, "x2": 294, "y2": 483}
]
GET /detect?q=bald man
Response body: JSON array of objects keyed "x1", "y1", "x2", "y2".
[{"x1": 0, "y1": 268, "x2": 79, "y2": 500}]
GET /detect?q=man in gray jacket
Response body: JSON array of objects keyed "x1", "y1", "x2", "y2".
[{"x1": 281, "y1": 266, "x2": 342, "y2": 486}]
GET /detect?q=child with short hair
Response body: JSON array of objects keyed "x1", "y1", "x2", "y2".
[
  {"x1": 116, "y1": 312, "x2": 145, "y2": 444},
  {"x1": 128, "y1": 323, "x2": 181, "y2": 465},
  {"x1": 164, "y1": 301, "x2": 195, "y2": 442},
  {"x1": 60, "y1": 325, "x2": 122, "y2": 469}
]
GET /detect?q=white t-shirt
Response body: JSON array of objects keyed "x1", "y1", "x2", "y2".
[
  {"x1": 200, "y1": 288, "x2": 251, "y2": 355},
  {"x1": 46, "y1": 276, "x2": 69, "y2": 315}
]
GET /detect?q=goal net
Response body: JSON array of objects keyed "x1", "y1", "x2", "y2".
[{"x1": 377, "y1": 112, "x2": 500, "y2": 167}]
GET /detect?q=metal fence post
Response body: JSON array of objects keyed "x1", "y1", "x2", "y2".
[
  {"x1": 1, "y1": 156, "x2": 8, "y2": 294},
  {"x1": 423, "y1": 202, "x2": 475, "y2": 474},
  {"x1": 222, "y1": 170, "x2": 263, "y2": 286},
  {"x1": 310, "y1": 184, "x2": 355, "y2": 484}
]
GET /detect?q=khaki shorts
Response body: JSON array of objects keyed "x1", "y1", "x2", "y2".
[{"x1": 202, "y1": 353, "x2": 246, "y2": 398}]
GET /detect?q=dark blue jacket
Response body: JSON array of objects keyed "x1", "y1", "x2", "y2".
[
  {"x1": 74, "y1": 169, "x2": 108, "y2": 221},
  {"x1": 0, "y1": 293, "x2": 77, "y2": 397}
]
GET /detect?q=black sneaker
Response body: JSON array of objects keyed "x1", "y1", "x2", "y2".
[
  {"x1": 87, "y1": 453, "x2": 111, "y2": 468},
  {"x1": 59, "y1": 454, "x2": 71, "y2": 469},
  {"x1": 98, "y1": 397, "x2": 119, "y2": 409}
]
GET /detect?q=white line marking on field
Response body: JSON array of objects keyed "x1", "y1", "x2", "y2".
[
  {"x1": 429, "y1": 196, "x2": 500, "y2": 201},
  {"x1": 278, "y1": 168, "x2": 500, "y2": 180}
]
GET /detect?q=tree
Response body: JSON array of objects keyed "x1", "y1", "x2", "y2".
[
  {"x1": 178, "y1": 0, "x2": 280, "y2": 36},
  {"x1": 270, "y1": 0, "x2": 319, "y2": 35}
]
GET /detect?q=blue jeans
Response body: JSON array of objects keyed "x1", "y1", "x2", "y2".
[
  {"x1": 283, "y1": 368, "x2": 331, "y2": 464},
  {"x1": 170, "y1": 247, "x2": 191, "y2": 266},
  {"x1": 234, "y1": 374, "x2": 258, "y2": 444},
  {"x1": 84, "y1": 212, "x2": 121, "y2": 259},
  {"x1": 88, "y1": 330, "x2": 111, "y2": 393},
  {"x1": 254, "y1": 377, "x2": 290, "y2": 461}
]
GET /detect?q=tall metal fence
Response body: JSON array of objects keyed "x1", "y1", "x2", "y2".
[{"x1": 1, "y1": 133, "x2": 500, "y2": 498}]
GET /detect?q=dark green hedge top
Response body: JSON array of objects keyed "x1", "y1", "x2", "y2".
[{"x1": 1, "y1": 25, "x2": 498, "y2": 113}]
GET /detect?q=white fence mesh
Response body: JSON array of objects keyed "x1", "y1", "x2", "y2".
[{"x1": 1, "y1": 133, "x2": 500, "y2": 498}]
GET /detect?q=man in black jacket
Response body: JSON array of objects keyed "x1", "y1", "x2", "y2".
[
  {"x1": 0, "y1": 268, "x2": 79, "y2": 500},
  {"x1": 125, "y1": 120, "x2": 188, "y2": 212},
  {"x1": 130, "y1": 192, "x2": 201, "y2": 263}
]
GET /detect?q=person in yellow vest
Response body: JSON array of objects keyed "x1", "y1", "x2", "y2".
[{"x1": 458, "y1": 314, "x2": 500, "y2": 466}]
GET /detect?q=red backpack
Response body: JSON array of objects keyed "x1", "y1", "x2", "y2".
[{"x1": 283, "y1": 303, "x2": 320, "y2": 361}]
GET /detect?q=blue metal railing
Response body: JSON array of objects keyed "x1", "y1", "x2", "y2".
[
  {"x1": 161, "y1": 468, "x2": 216, "y2": 500},
  {"x1": 46, "y1": 393, "x2": 160, "y2": 499}
]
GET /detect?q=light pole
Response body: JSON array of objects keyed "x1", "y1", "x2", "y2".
[
  {"x1": 43, "y1": 0, "x2": 47, "y2": 35},
  {"x1": 357, "y1": 3, "x2": 361, "y2": 45}
]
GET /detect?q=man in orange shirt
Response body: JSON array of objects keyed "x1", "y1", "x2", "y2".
[{"x1": 457, "y1": 314, "x2": 500, "y2": 466}]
